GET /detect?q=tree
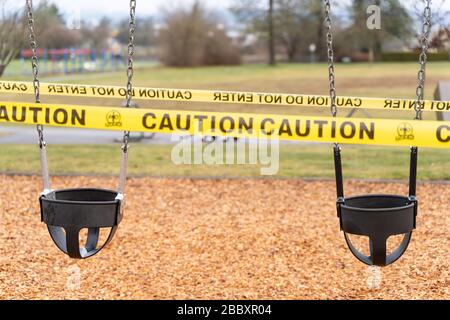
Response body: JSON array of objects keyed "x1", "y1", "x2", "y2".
[
  {"x1": 268, "y1": 0, "x2": 275, "y2": 65},
  {"x1": 116, "y1": 17, "x2": 155, "y2": 46},
  {"x1": 159, "y1": 1, "x2": 241, "y2": 67},
  {"x1": 232, "y1": 0, "x2": 328, "y2": 63},
  {"x1": 33, "y1": 0, "x2": 64, "y2": 35},
  {"x1": 33, "y1": 0, "x2": 81, "y2": 49},
  {"x1": 410, "y1": 0, "x2": 450, "y2": 51},
  {"x1": 344, "y1": 0, "x2": 412, "y2": 62},
  {"x1": 232, "y1": 0, "x2": 273, "y2": 63},
  {"x1": 275, "y1": 0, "x2": 314, "y2": 62},
  {"x1": 308, "y1": 0, "x2": 326, "y2": 62},
  {"x1": 430, "y1": 27, "x2": 450, "y2": 52},
  {"x1": 0, "y1": 0, "x2": 26, "y2": 77},
  {"x1": 81, "y1": 17, "x2": 112, "y2": 50}
]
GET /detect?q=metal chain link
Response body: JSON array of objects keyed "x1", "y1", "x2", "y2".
[
  {"x1": 414, "y1": 0, "x2": 432, "y2": 121},
  {"x1": 324, "y1": 0, "x2": 337, "y2": 118},
  {"x1": 26, "y1": 0, "x2": 46, "y2": 149},
  {"x1": 26, "y1": 0, "x2": 51, "y2": 193},
  {"x1": 117, "y1": 0, "x2": 137, "y2": 197},
  {"x1": 122, "y1": 0, "x2": 137, "y2": 153},
  {"x1": 325, "y1": 0, "x2": 431, "y2": 122}
]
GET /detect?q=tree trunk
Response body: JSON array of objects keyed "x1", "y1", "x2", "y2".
[
  {"x1": 373, "y1": 0, "x2": 382, "y2": 62},
  {"x1": 369, "y1": 31, "x2": 383, "y2": 62},
  {"x1": 315, "y1": 4, "x2": 326, "y2": 62},
  {"x1": 0, "y1": 65, "x2": 5, "y2": 78},
  {"x1": 268, "y1": 0, "x2": 276, "y2": 66},
  {"x1": 368, "y1": 48, "x2": 374, "y2": 63},
  {"x1": 374, "y1": 39, "x2": 382, "y2": 62},
  {"x1": 287, "y1": 42, "x2": 297, "y2": 62},
  {"x1": 287, "y1": 50, "x2": 296, "y2": 63}
]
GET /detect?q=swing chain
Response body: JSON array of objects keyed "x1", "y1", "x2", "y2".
[
  {"x1": 26, "y1": 0, "x2": 45, "y2": 149},
  {"x1": 117, "y1": 0, "x2": 136, "y2": 197},
  {"x1": 414, "y1": 0, "x2": 432, "y2": 121},
  {"x1": 324, "y1": 0, "x2": 337, "y2": 118},
  {"x1": 26, "y1": 0, "x2": 51, "y2": 193},
  {"x1": 122, "y1": 0, "x2": 137, "y2": 153}
]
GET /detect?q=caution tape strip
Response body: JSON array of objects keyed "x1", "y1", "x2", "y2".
[
  {"x1": 0, "y1": 101, "x2": 449, "y2": 148},
  {"x1": 1, "y1": 80, "x2": 449, "y2": 112}
]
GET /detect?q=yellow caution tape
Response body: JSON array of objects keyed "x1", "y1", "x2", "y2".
[
  {"x1": 1, "y1": 80, "x2": 449, "y2": 112},
  {"x1": 0, "y1": 101, "x2": 448, "y2": 148}
]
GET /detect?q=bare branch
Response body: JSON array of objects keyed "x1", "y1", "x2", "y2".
[{"x1": 0, "y1": 0, "x2": 26, "y2": 76}]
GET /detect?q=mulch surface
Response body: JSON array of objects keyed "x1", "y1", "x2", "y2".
[{"x1": 0, "y1": 175, "x2": 448, "y2": 299}]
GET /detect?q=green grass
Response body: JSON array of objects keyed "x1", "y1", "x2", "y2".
[
  {"x1": 1, "y1": 62, "x2": 449, "y2": 180},
  {"x1": 3, "y1": 59, "x2": 155, "y2": 77},
  {"x1": 3, "y1": 60, "x2": 25, "y2": 75},
  {"x1": 0, "y1": 144, "x2": 448, "y2": 181}
]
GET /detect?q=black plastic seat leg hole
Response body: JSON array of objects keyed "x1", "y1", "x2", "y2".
[
  {"x1": 386, "y1": 234, "x2": 407, "y2": 256},
  {"x1": 79, "y1": 227, "x2": 114, "y2": 252},
  {"x1": 346, "y1": 234, "x2": 371, "y2": 257}
]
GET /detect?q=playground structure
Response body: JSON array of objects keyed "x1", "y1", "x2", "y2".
[
  {"x1": 19, "y1": 47, "x2": 123, "y2": 75},
  {"x1": 0, "y1": 0, "x2": 448, "y2": 267},
  {"x1": 435, "y1": 81, "x2": 450, "y2": 121}
]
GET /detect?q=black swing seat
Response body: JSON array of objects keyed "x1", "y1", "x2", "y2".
[
  {"x1": 338, "y1": 194, "x2": 417, "y2": 266},
  {"x1": 40, "y1": 188, "x2": 123, "y2": 259}
]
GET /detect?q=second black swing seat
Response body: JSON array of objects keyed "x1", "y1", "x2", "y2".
[
  {"x1": 334, "y1": 146, "x2": 418, "y2": 266},
  {"x1": 40, "y1": 188, "x2": 123, "y2": 259}
]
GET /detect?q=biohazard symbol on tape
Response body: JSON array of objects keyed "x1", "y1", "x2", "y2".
[
  {"x1": 105, "y1": 110, "x2": 122, "y2": 127},
  {"x1": 396, "y1": 123, "x2": 415, "y2": 141}
]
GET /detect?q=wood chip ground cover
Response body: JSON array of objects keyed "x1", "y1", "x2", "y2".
[{"x1": 0, "y1": 175, "x2": 448, "y2": 299}]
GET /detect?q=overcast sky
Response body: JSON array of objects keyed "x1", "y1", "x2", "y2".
[
  {"x1": 6, "y1": 0, "x2": 450, "y2": 24},
  {"x1": 30, "y1": 0, "x2": 236, "y2": 22}
]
